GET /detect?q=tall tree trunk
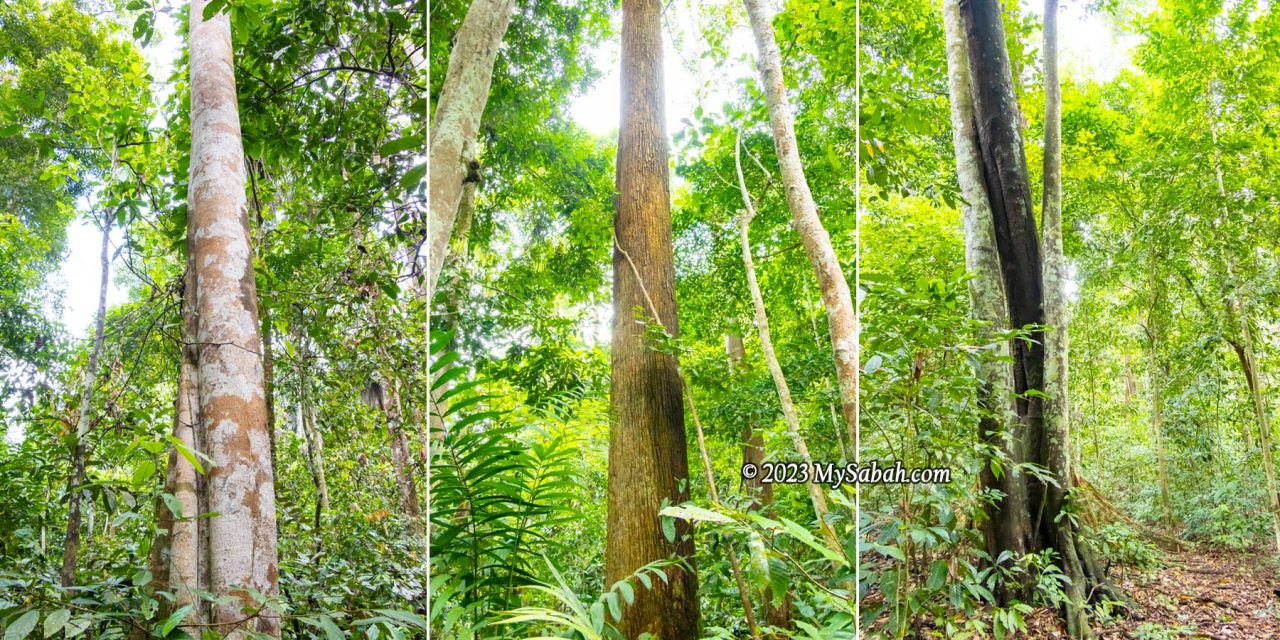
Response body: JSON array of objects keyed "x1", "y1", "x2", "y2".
[
  {"x1": 146, "y1": 259, "x2": 207, "y2": 636},
  {"x1": 1228, "y1": 308, "x2": 1280, "y2": 551},
  {"x1": 61, "y1": 199, "x2": 113, "y2": 588},
  {"x1": 1207, "y1": 118, "x2": 1280, "y2": 553},
  {"x1": 188, "y1": 0, "x2": 278, "y2": 634},
  {"x1": 956, "y1": 0, "x2": 1108, "y2": 632},
  {"x1": 606, "y1": 0, "x2": 698, "y2": 635},
  {"x1": 1147, "y1": 318, "x2": 1173, "y2": 529},
  {"x1": 381, "y1": 376, "x2": 421, "y2": 526},
  {"x1": 296, "y1": 344, "x2": 329, "y2": 528},
  {"x1": 735, "y1": 133, "x2": 841, "y2": 553},
  {"x1": 1040, "y1": 2, "x2": 1089, "y2": 634},
  {"x1": 941, "y1": 0, "x2": 1029, "y2": 571},
  {"x1": 427, "y1": 0, "x2": 514, "y2": 301},
  {"x1": 742, "y1": 0, "x2": 858, "y2": 441}
]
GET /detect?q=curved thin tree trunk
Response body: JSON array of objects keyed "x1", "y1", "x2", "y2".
[
  {"x1": 60, "y1": 190, "x2": 114, "y2": 588},
  {"x1": 427, "y1": 0, "x2": 514, "y2": 301},
  {"x1": 742, "y1": 0, "x2": 857, "y2": 442},
  {"x1": 188, "y1": 0, "x2": 278, "y2": 634},
  {"x1": 735, "y1": 133, "x2": 841, "y2": 553},
  {"x1": 606, "y1": 0, "x2": 698, "y2": 635}
]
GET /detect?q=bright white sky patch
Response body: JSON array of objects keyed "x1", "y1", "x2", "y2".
[{"x1": 56, "y1": 3, "x2": 180, "y2": 337}]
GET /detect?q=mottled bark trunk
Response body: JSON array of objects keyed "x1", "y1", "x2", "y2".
[
  {"x1": 382, "y1": 377, "x2": 421, "y2": 527},
  {"x1": 735, "y1": 133, "x2": 841, "y2": 553},
  {"x1": 427, "y1": 0, "x2": 513, "y2": 301},
  {"x1": 1040, "y1": 2, "x2": 1089, "y2": 634},
  {"x1": 743, "y1": 0, "x2": 857, "y2": 441},
  {"x1": 188, "y1": 0, "x2": 278, "y2": 634},
  {"x1": 148, "y1": 260, "x2": 206, "y2": 633},
  {"x1": 726, "y1": 334, "x2": 773, "y2": 512},
  {"x1": 606, "y1": 1, "x2": 698, "y2": 635},
  {"x1": 942, "y1": 0, "x2": 1029, "y2": 569},
  {"x1": 61, "y1": 204, "x2": 113, "y2": 588}
]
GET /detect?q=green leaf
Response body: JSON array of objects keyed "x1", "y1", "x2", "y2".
[
  {"x1": 399, "y1": 163, "x2": 426, "y2": 191},
  {"x1": 371, "y1": 610, "x2": 425, "y2": 631},
  {"x1": 132, "y1": 459, "x2": 156, "y2": 487},
  {"x1": 158, "y1": 605, "x2": 192, "y2": 637},
  {"x1": 379, "y1": 135, "x2": 422, "y2": 157},
  {"x1": 165, "y1": 435, "x2": 205, "y2": 474},
  {"x1": 41, "y1": 610, "x2": 69, "y2": 639},
  {"x1": 202, "y1": 0, "x2": 229, "y2": 20},
  {"x1": 5, "y1": 611, "x2": 38, "y2": 640}
]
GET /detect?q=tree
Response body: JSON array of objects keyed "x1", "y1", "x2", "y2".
[
  {"x1": 742, "y1": 0, "x2": 857, "y2": 444},
  {"x1": 605, "y1": 0, "x2": 698, "y2": 636},
  {"x1": 427, "y1": 0, "x2": 514, "y2": 301},
  {"x1": 951, "y1": 0, "x2": 1104, "y2": 634},
  {"x1": 187, "y1": 0, "x2": 278, "y2": 634}
]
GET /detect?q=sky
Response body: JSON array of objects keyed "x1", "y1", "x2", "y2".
[
  {"x1": 52, "y1": 0, "x2": 1136, "y2": 337},
  {"x1": 54, "y1": 3, "x2": 180, "y2": 338}
]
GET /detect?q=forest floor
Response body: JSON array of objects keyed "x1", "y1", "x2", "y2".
[{"x1": 1022, "y1": 549, "x2": 1280, "y2": 638}]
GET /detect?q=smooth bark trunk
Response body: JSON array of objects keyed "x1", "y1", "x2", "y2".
[
  {"x1": 188, "y1": 0, "x2": 279, "y2": 634},
  {"x1": 735, "y1": 133, "x2": 841, "y2": 553},
  {"x1": 1040, "y1": 2, "x2": 1089, "y2": 635},
  {"x1": 606, "y1": 1, "x2": 698, "y2": 635},
  {"x1": 427, "y1": 0, "x2": 514, "y2": 301},
  {"x1": 61, "y1": 204, "x2": 113, "y2": 588},
  {"x1": 742, "y1": 0, "x2": 858, "y2": 440}
]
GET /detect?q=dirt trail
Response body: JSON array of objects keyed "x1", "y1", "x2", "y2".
[
  {"x1": 1099, "y1": 550, "x2": 1280, "y2": 638},
  {"x1": 1022, "y1": 550, "x2": 1280, "y2": 638}
]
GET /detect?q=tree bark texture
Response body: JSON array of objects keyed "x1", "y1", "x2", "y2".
[
  {"x1": 188, "y1": 0, "x2": 279, "y2": 634},
  {"x1": 742, "y1": 0, "x2": 858, "y2": 440},
  {"x1": 606, "y1": 0, "x2": 698, "y2": 636},
  {"x1": 427, "y1": 0, "x2": 514, "y2": 302},
  {"x1": 941, "y1": 0, "x2": 1030, "y2": 568}
]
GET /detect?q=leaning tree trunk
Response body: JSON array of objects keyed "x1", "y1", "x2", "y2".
[
  {"x1": 605, "y1": 0, "x2": 698, "y2": 636},
  {"x1": 60, "y1": 197, "x2": 113, "y2": 588},
  {"x1": 188, "y1": 0, "x2": 279, "y2": 635},
  {"x1": 735, "y1": 133, "x2": 841, "y2": 554},
  {"x1": 742, "y1": 0, "x2": 858, "y2": 444},
  {"x1": 940, "y1": 0, "x2": 1029, "y2": 573},
  {"x1": 1039, "y1": 1, "x2": 1089, "y2": 633},
  {"x1": 426, "y1": 0, "x2": 514, "y2": 301},
  {"x1": 1208, "y1": 118, "x2": 1280, "y2": 553}
]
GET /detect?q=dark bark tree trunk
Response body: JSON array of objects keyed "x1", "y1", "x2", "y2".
[
  {"x1": 957, "y1": 0, "x2": 1112, "y2": 634},
  {"x1": 941, "y1": 0, "x2": 1030, "y2": 578},
  {"x1": 606, "y1": 0, "x2": 698, "y2": 636}
]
